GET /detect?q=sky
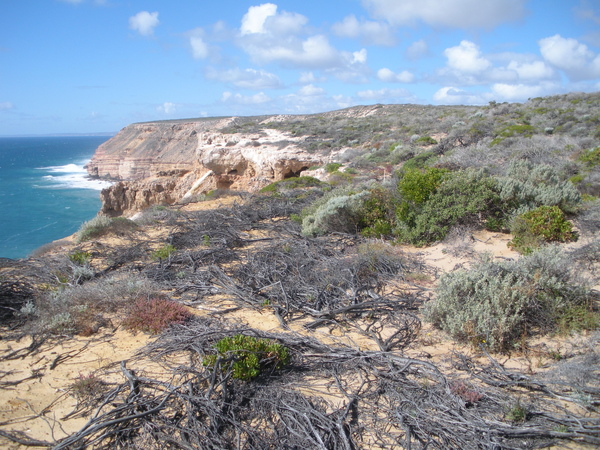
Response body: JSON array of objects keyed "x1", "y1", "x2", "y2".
[{"x1": 1, "y1": 0, "x2": 599, "y2": 135}]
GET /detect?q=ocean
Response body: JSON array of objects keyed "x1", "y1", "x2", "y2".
[{"x1": 0, "y1": 136, "x2": 113, "y2": 259}]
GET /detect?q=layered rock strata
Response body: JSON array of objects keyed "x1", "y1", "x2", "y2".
[{"x1": 87, "y1": 117, "x2": 324, "y2": 216}]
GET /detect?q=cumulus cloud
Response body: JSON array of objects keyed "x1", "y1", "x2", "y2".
[
  {"x1": 0, "y1": 101, "x2": 14, "y2": 110},
  {"x1": 357, "y1": 87, "x2": 414, "y2": 102},
  {"x1": 221, "y1": 91, "x2": 271, "y2": 105},
  {"x1": 361, "y1": 0, "x2": 527, "y2": 29},
  {"x1": 539, "y1": 34, "x2": 600, "y2": 80},
  {"x1": 332, "y1": 15, "x2": 396, "y2": 46},
  {"x1": 377, "y1": 67, "x2": 415, "y2": 83},
  {"x1": 506, "y1": 60, "x2": 554, "y2": 80},
  {"x1": 129, "y1": 11, "x2": 159, "y2": 37},
  {"x1": 297, "y1": 84, "x2": 326, "y2": 96},
  {"x1": 240, "y1": 3, "x2": 278, "y2": 35},
  {"x1": 206, "y1": 68, "x2": 282, "y2": 89},
  {"x1": 444, "y1": 40, "x2": 491, "y2": 73},
  {"x1": 491, "y1": 82, "x2": 555, "y2": 101},
  {"x1": 433, "y1": 86, "x2": 489, "y2": 105},
  {"x1": 406, "y1": 39, "x2": 429, "y2": 60},
  {"x1": 157, "y1": 102, "x2": 176, "y2": 114},
  {"x1": 237, "y1": 5, "x2": 359, "y2": 71},
  {"x1": 299, "y1": 72, "x2": 326, "y2": 84}
]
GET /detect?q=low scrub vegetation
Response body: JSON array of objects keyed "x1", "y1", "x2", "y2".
[
  {"x1": 203, "y1": 334, "x2": 290, "y2": 381},
  {"x1": 76, "y1": 215, "x2": 138, "y2": 243},
  {"x1": 424, "y1": 246, "x2": 597, "y2": 352}
]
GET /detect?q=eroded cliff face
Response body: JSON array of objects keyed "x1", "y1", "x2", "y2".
[{"x1": 87, "y1": 117, "x2": 324, "y2": 215}]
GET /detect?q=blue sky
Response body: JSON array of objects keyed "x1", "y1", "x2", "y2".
[{"x1": 1, "y1": 0, "x2": 599, "y2": 135}]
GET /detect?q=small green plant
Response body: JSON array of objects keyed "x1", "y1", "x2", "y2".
[
  {"x1": 152, "y1": 244, "x2": 176, "y2": 261},
  {"x1": 508, "y1": 205, "x2": 576, "y2": 254},
  {"x1": 505, "y1": 401, "x2": 528, "y2": 423},
  {"x1": 69, "y1": 250, "x2": 91, "y2": 265},
  {"x1": 491, "y1": 124, "x2": 535, "y2": 145},
  {"x1": 123, "y1": 297, "x2": 192, "y2": 334},
  {"x1": 203, "y1": 334, "x2": 290, "y2": 381}
]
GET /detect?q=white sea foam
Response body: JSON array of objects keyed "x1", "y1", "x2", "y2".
[{"x1": 36, "y1": 163, "x2": 113, "y2": 190}]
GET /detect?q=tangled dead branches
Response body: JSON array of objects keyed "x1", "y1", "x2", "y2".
[{"x1": 39, "y1": 318, "x2": 599, "y2": 449}]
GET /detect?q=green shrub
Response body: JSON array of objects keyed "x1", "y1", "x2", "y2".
[
  {"x1": 508, "y1": 205, "x2": 576, "y2": 254},
  {"x1": 68, "y1": 250, "x2": 91, "y2": 266},
  {"x1": 491, "y1": 124, "x2": 535, "y2": 145},
  {"x1": 423, "y1": 246, "x2": 594, "y2": 352},
  {"x1": 398, "y1": 167, "x2": 448, "y2": 205},
  {"x1": 414, "y1": 136, "x2": 438, "y2": 146},
  {"x1": 577, "y1": 147, "x2": 600, "y2": 167},
  {"x1": 123, "y1": 297, "x2": 192, "y2": 334},
  {"x1": 325, "y1": 162, "x2": 343, "y2": 173},
  {"x1": 259, "y1": 176, "x2": 325, "y2": 193},
  {"x1": 203, "y1": 334, "x2": 290, "y2": 381},
  {"x1": 359, "y1": 187, "x2": 397, "y2": 237},
  {"x1": 401, "y1": 151, "x2": 437, "y2": 170},
  {"x1": 396, "y1": 169, "x2": 502, "y2": 246}
]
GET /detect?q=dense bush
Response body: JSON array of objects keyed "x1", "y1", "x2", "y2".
[
  {"x1": 203, "y1": 334, "x2": 290, "y2": 381},
  {"x1": 508, "y1": 205, "x2": 577, "y2": 254},
  {"x1": 396, "y1": 169, "x2": 502, "y2": 246},
  {"x1": 424, "y1": 246, "x2": 596, "y2": 352},
  {"x1": 358, "y1": 187, "x2": 398, "y2": 237}
]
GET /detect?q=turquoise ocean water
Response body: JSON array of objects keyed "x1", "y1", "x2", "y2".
[{"x1": 0, "y1": 136, "x2": 112, "y2": 259}]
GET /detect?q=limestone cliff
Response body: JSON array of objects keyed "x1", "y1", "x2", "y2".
[{"x1": 87, "y1": 116, "x2": 325, "y2": 215}]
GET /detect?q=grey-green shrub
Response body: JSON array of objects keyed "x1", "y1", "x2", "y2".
[
  {"x1": 498, "y1": 160, "x2": 581, "y2": 214},
  {"x1": 301, "y1": 191, "x2": 368, "y2": 236},
  {"x1": 424, "y1": 246, "x2": 594, "y2": 352}
]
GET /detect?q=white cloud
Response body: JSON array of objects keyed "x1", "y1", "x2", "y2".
[
  {"x1": 444, "y1": 40, "x2": 491, "y2": 73},
  {"x1": 237, "y1": 5, "x2": 359, "y2": 70},
  {"x1": 332, "y1": 15, "x2": 396, "y2": 46},
  {"x1": 157, "y1": 102, "x2": 176, "y2": 114},
  {"x1": 377, "y1": 67, "x2": 414, "y2": 83},
  {"x1": 362, "y1": 0, "x2": 527, "y2": 29},
  {"x1": 406, "y1": 39, "x2": 429, "y2": 60},
  {"x1": 491, "y1": 83, "x2": 552, "y2": 101},
  {"x1": 206, "y1": 68, "x2": 282, "y2": 89},
  {"x1": 0, "y1": 101, "x2": 14, "y2": 110},
  {"x1": 221, "y1": 91, "x2": 271, "y2": 105},
  {"x1": 190, "y1": 36, "x2": 209, "y2": 59},
  {"x1": 298, "y1": 84, "x2": 325, "y2": 96},
  {"x1": 240, "y1": 3, "x2": 278, "y2": 35},
  {"x1": 357, "y1": 88, "x2": 414, "y2": 101},
  {"x1": 299, "y1": 72, "x2": 320, "y2": 84},
  {"x1": 129, "y1": 11, "x2": 159, "y2": 37},
  {"x1": 506, "y1": 60, "x2": 554, "y2": 80},
  {"x1": 539, "y1": 34, "x2": 600, "y2": 80},
  {"x1": 433, "y1": 86, "x2": 489, "y2": 105},
  {"x1": 244, "y1": 33, "x2": 342, "y2": 68}
]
